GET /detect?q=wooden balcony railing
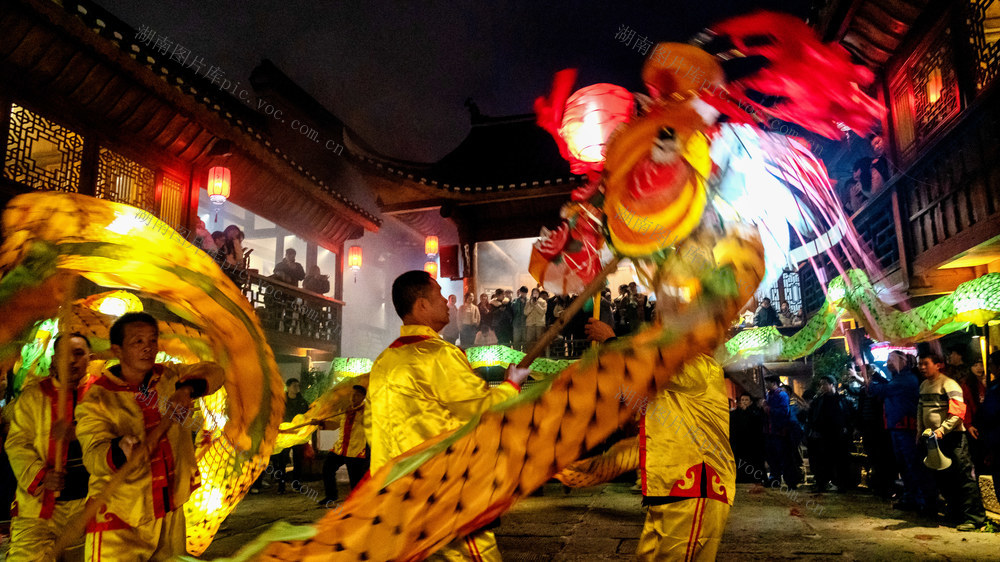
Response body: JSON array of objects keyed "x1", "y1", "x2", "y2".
[{"x1": 241, "y1": 271, "x2": 343, "y2": 352}]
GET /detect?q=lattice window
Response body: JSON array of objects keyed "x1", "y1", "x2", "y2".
[
  {"x1": 968, "y1": 0, "x2": 1000, "y2": 92},
  {"x1": 4, "y1": 103, "x2": 84, "y2": 192},
  {"x1": 910, "y1": 29, "x2": 960, "y2": 141},
  {"x1": 96, "y1": 148, "x2": 155, "y2": 212},
  {"x1": 159, "y1": 175, "x2": 184, "y2": 228},
  {"x1": 888, "y1": 25, "x2": 962, "y2": 160}
]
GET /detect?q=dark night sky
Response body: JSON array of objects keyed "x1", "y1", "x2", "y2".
[{"x1": 97, "y1": 1, "x2": 813, "y2": 163}]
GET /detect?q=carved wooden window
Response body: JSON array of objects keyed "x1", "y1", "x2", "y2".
[
  {"x1": 4, "y1": 103, "x2": 84, "y2": 192},
  {"x1": 888, "y1": 24, "x2": 962, "y2": 160},
  {"x1": 968, "y1": 0, "x2": 1000, "y2": 92},
  {"x1": 159, "y1": 175, "x2": 184, "y2": 228},
  {"x1": 96, "y1": 148, "x2": 155, "y2": 212}
]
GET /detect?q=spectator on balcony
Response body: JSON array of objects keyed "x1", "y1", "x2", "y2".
[
  {"x1": 840, "y1": 178, "x2": 868, "y2": 215},
  {"x1": 303, "y1": 265, "x2": 330, "y2": 294},
  {"x1": 754, "y1": 298, "x2": 780, "y2": 328},
  {"x1": 222, "y1": 225, "x2": 246, "y2": 270},
  {"x1": 491, "y1": 289, "x2": 513, "y2": 346},
  {"x1": 525, "y1": 289, "x2": 547, "y2": 348},
  {"x1": 476, "y1": 293, "x2": 496, "y2": 346},
  {"x1": 458, "y1": 292, "x2": 480, "y2": 349},
  {"x1": 778, "y1": 301, "x2": 802, "y2": 327},
  {"x1": 511, "y1": 287, "x2": 529, "y2": 348},
  {"x1": 868, "y1": 133, "x2": 891, "y2": 195},
  {"x1": 273, "y1": 248, "x2": 306, "y2": 287},
  {"x1": 440, "y1": 294, "x2": 460, "y2": 345}
]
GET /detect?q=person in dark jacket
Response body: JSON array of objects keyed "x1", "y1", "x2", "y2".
[
  {"x1": 754, "y1": 298, "x2": 780, "y2": 327},
  {"x1": 859, "y1": 365, "x2": 896, "y2": 498},
  {"x1": 730, "y1": 393, "x2": 766, "y2": 482},
  {"x1": 870, "y1": 351, "x2": 933, "y2": 512},
  {"x1": 303, "y1": 265, "x2": 331, "y2": 294},
  {"x1": 807, "y1": 375, "x2": 852, "y2": 492},
  {"x1": 272, "y1": 378, "x2": 310, "y2": 493},
  {"x1": 764, "y1": 375, "x2": 801, "y2": 488}
]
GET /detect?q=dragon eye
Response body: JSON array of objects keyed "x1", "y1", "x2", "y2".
[{"x1": 658, "y1": 127, "x2": 676, "y2": 141}]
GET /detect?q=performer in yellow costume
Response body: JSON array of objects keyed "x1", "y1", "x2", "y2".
[
  {"x1": 366, "y1": 271, "x2": 531, "y2": 561},
  {"x1": 587, "y1": 320, "x2": 734, "y2": 561},
  {"x1": 75, "y1": 312, "x2": 224, "y2": 561},
  {"x1": 636, "y1": 354, "x2": 734, "y2": 561},
  {"x1": 321, "y1": 384, "x2": 371, "y2": 504},
  {"x1": 7, "y1": 333, "x2": 93, "y2": 561}
]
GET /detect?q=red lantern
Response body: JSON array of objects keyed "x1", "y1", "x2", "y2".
[
  {"x1": 424, "y1": 261, "x2": 438, "y2": 278},
  {"x1": 348, "y1": 246, "x2": 362, "y2": 271},
  {"x1": 558, "y1": 84, "x2": 634, "y2": 169},
  {"x1": 424, "y1": 235, "x2": 439, "y2": 256},
  {"x1": 207, "y1": 166, "x2": 231, "y2": 204}
]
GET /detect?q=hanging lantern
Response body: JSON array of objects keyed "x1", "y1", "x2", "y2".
[
  {"x1": 424, "y1": 260, "x2": 438, "y2": 278},
  {"x1": 348, "y1": 246, "x2": 362, "y2": 283},
  {"x1": 348, "y1": 246, "x2": 362, "y2": 270},
  {"x1": 558, "y1": 84, "x2": 634, "y2": 168},
  {"x1": 207, "y1": 166, "x2": 231, "y2": 223},
  {"x1": 424, "y1": 235, "x2": 439, "y2": 256}
]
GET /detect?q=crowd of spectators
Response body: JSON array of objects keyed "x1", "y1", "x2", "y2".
[
  {"x1": 439, "y1": 282, "x2": 657, "y2": 354},
  {"x1": 730, "y1": 346, "x2": 999, "y2": 532}
]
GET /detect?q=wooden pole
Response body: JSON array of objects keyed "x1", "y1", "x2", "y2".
[
  {"x1": 54, "y1": 414, "x2": 174, "y2": 556},
  {"x1": 52, "y1": 277, "x2": 78, "y2": 492},
  {"x1": 517, "y1": 257, "x2": 620, "y2": 369}
]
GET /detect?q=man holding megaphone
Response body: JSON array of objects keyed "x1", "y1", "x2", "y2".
[{"x1": 917, "y1": 353, "x2": 986, "y2": 532}]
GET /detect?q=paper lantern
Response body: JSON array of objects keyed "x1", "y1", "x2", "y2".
[
  {"x1": 558, "y1": 84, "x2": 634, "y2": 165},
  {"x1": 207, "y1": 166, "x2": 231, "y2": 204},
  {"x1": 425, "y1": 235, "x2": 439, "y2": 256},
  {"x1": 348, "y1": 246, "x2": 362, "y2": 271},
  {"x1": 424, "y1": 261, "x2": 438, "y2": 277}
]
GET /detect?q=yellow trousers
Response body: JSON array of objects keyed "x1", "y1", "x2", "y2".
[
  {"x1": 85, "y1": 509, "x2": 186, "y2": 561},
  {"x1": 8, "y1": 499, "x2": 87, "y2": 562},
  {"x1": 427, "y1": 530, "x2": 501, "y2": 562},
  {"x1": 636, "y1": 499, "x2": 730, "y2": 562}
]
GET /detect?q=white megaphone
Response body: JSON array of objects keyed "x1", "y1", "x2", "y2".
[{"x1": 922, "y1": 430, "x2": 952, "y2": 471}]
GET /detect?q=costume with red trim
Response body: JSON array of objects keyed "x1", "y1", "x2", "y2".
[
  {"x1": 6, "y1": 377, "x2": 89, "y2": 561},
  {"x1": 637, "y1": 355, "x2": 734, "y2": 561},
  {"x1": 364, "y1": 324, "x2": 518, "y2": 561},
  {"x1": 75, "y1": 361, "x2": 224, "y2": 561}
]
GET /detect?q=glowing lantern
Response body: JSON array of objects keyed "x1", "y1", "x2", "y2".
[
  {"x1": 207, "y1": 166, "x2": 231, "y2": 204},
  {"x1": 348, "y1": 246, "x2": 362, "y2": 271},
  {"x1": 558, "y1": 84, "x2": 634, "y2": 167},
  {"x1": 424, "y1": 235, "x2": 439, "y2": 256},
  {"x1": 207, "y1": 166, "x2": 231, "y2": 223},
  {"x1": 424, "y1": 261, "x2": 438, "y2": 278},
  {"x1": 347, "y1": 246, "x2": 362, "y2": 283}
]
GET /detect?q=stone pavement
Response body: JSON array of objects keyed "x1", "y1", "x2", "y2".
[
  {"x1": 3, "y1": 479, "x2": 996, "y2": 560},
  {"x1": 194, "y1": 479, "x2": 998, "y2": 560}
]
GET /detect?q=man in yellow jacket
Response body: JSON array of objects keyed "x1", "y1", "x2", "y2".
[
  {"x1": 366, "y1": 270, "x2": 530, "y2": 561},
  {"x1": 75, "y1": 312, "x2": 224, "y2": 561},
  {"x1": 321, "y1": 384, "x2": 370, "y2": 505},
  {"x1": 7, "y1": 332, "x2": 93, "y2": 561},
  {"x1": 587, "y1": 319, "x2": 734, "y2": 561}
]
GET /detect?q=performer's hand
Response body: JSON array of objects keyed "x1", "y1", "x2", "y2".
[
  {"x1": 933, "y1": 428, "x2": 944, "y2": 440},
  {"x1": 120, "y1": 435, "x2": 141, "y2": 462},
  {"x1": 51, "y1": 419, "x2": 76, "y2": 441},
  {"x1": 585, "y1": 318, "x2": 615, "y2": 344},
  {"x1": 505, "y1": 364, "x2": 531, "y2": 386},
  {"x1": 168, "y1": 386, "x2": 194, "y2": 412},
  {"x1": 40, "y1": 470, "x2": 65, "y2": 492},
  {"x1": 969, "y1": 426, "x2": 979, "y2": 440}
]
